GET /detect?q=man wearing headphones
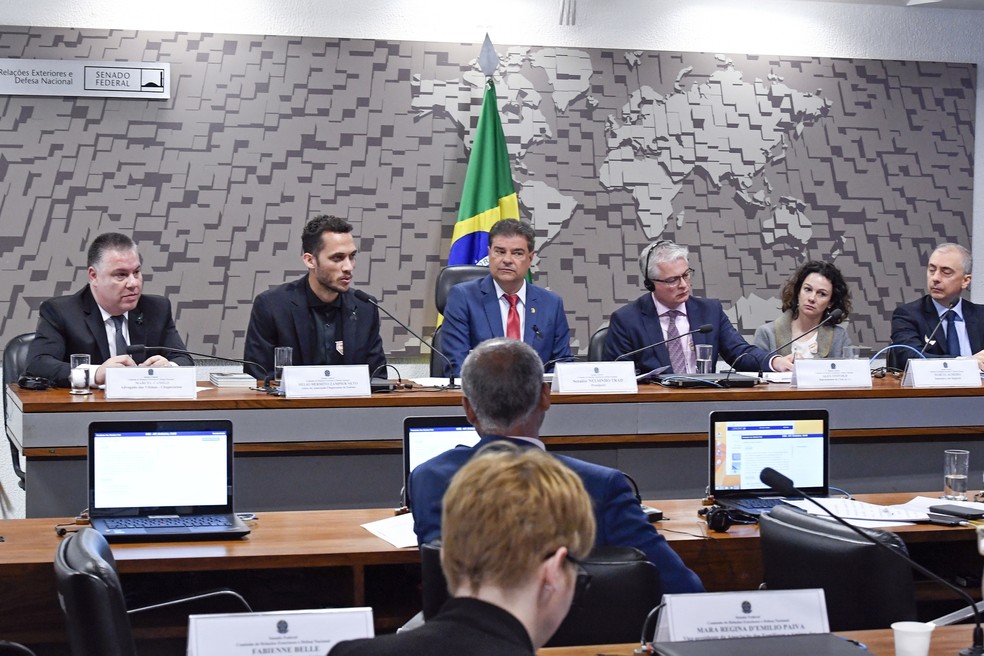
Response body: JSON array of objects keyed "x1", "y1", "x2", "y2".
[{"x1": 603, "y1": 240, "x2": 794, "y2": 375}]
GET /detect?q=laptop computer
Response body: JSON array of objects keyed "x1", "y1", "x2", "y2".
[
  {"x1": 709, "y1": 408, "x2": 829, "y2": 515},
  {"x1": 88, "y1": 419, "x2": 251, "y2": 542},
  {"x1": 402, "y1": 415, "x2": 481, "y2": 509}
]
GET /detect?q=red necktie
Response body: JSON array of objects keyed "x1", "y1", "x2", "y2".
[{"x1": 506, "y1": 294, "x2": 521, "y2": 340}]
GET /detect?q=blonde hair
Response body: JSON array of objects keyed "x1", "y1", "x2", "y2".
[{"x1": 441, "y1": 443, "x2": 596, "y2": 594}]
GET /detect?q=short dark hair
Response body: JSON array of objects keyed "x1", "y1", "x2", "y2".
[
  {"x1": 87, "y1": 233, "x2": 137, "y2": 269},
  {"x1": 302, "y1": 215, "x2": 353, "y2": 255},
  {"x1": 781, "y1": 260, "x2": 852, "y2": 323},
  {"x1": 488, "y1": 219, "x2": 535, "y2": 252}
]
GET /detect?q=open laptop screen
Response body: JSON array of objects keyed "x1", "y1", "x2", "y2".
[
  {"x1": 89, "y1": 420, "x2": 234, "y2": 515},
  {"x1": 403, "y1": 415, "x2": 480, "y2": 507},
  {"x1": 709, "y1": 409, "x2": 829, "y2": 499}
]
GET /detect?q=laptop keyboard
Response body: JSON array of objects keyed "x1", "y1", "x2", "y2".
[
  {"x1": 104, "y1": 515, "x2": 234, "y2": 529},
  {"x1": 736, "y1": 498, "x2": 784, "y2": 511}
]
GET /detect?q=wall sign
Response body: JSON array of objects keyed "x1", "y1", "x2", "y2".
[{"x1": 0, "y1": 58, "x2": 170, "y2": 98}]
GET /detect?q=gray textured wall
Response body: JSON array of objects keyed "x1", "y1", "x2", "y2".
[{"x1": 0, "y1": 27, "x2": 974, "y2": 359}]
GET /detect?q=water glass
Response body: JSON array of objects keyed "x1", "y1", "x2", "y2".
[
  {"x1": 843, "y1": 345, "x2": 862, "y2": 360},
  {"x1": 944, "y1": 449, "x2": 969, "y2": 501},
  {"x1": 69, "y1": 353, "x2": 92, "y2": 395},
  {"x1": 273, "y1": 346, "x2": 293, "y2": 385},
  {"x1": 695, "y1": 344, "x2": 713, "y2": 374}
]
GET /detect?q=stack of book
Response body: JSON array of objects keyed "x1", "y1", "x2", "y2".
[{"x1": 209, "y1": 372, "x2": 256, "y2": 388}]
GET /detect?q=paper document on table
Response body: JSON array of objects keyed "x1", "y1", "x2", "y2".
[
  {"x1": 760, "y1": 372, "x2": 792, "y2": 384},
  {"x1": 782, "y1": 498, "x2": 927, "y2": 527},
  {"x1": 362, "y1": 512, "x2": 418, "y2": 548},
  {"x1": 895, "y1": 496, "x2": 984, "y2": 514},
  {"x1": 408, "y1": 377, "x2": 456, "y2": 388}
]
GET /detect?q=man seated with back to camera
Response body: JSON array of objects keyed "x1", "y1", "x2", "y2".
[
  {"x1": 25, "y1": 232, "x2": 192, "y2": 387},
  {"x1": 409, "y1": 337, "x2": 704, "y2": 594},
  {"x1": 330, "y1": 444, "x2": 596, "y2": 655},
  {"x1": 603, "y1": 239, "x2": 794, "y2": 375}
]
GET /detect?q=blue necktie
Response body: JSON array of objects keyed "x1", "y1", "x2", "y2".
[
  {"x1": 111, "y1": 315, "x2": 128, "y2": 357},
  {"x1": 945, "y1": 310, "x2": 961, "y2": 356}
]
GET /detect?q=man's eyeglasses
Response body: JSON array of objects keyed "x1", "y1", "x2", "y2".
[{"x1": 652, "y1": 267, "x2": 695, "y2": 287}]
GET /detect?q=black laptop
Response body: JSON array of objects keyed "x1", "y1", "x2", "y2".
[
  {"x1": 709, "y1": 408, "x2": 829, "y2": 515},
  {"x1": 88, "y1": 419, "x2": 250, "y2": 542},
  {"x1": 402, "y1": 415, "x2": 481, "y2": 509}
]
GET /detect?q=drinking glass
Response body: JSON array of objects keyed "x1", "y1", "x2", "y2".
[
  {"x1": 273, "y1": 346, "x2": 293, "y2": 386},
  {"x1": 695, "y1": 344, "x2": 713, "y2": 374},
  {"x1": 843, "y1": 345, "x2": 862, "y2": 360},
  {"x1": 69, "y1": 353, "x2": 92, "y2": 395},
  {"x1": 943, "y1": 449, "x2": 969, "y2": 501}
]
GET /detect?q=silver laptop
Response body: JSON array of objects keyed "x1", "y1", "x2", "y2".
[
  {"x1": 402, "y1": 415, "x2": 480, "y2": 509},
  {"x1": 709, "y1": 409, "x2": 829, "y2": 516},
  {"x1": 88, "y1": 419, "x2": 250, "y2": 542}
]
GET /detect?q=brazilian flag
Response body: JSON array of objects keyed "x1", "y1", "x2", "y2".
[{"x1": 447, "y1": 78, "x2": 519, "y2": 267}]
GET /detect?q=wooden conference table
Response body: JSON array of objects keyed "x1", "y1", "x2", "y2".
[
  {"x1": 540, "y1": 624, "x2": 975, "y2": 656},
  {"x1": 7, "y1": 378, "x2": 984, "y2": 517},
  {"x1": 0, "y1": 494, "x2": 978, "y2": 654}
]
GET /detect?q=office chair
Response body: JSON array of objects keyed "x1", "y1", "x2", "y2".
[
  {"x1": 429, "y1": 265, "x2": 488, "y2": 376},
  {"x1": 420, "y1": 541, "x2": 662, "y2": 647},
  {"x1": 3, "y1": 332, "x2": 35, "y2": 490},
  {"x1": 759, "y1": 504, "x2": 917, "y2": 631},
  {"x1": 0, "y1": 641, "x2": 36, "y2": 656},
  {"x1": 54, "y1": 528, "x2": 251, "y2": 656},
  {"x1": 587, "y1": 325, "x2": 608, "y2": 361}
]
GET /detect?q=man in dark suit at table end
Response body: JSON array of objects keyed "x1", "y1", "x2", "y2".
[
  {"x1": 890, "y1": 242, "x2": 984, "y2": 371},
  {"x1": 243, "y1": 215, "x2": 386, "y2": 380},
  {"x1": 440, "y1": 219, "x2": 571, "y2": 377},
  {"x1": 25, "y1": 232, "x2": 192, "y2": 387},
  {"x1": 409, "y1": 337, "x2": 704, "y2": 594},
  {"x1": 603, "y1": 239, "x2": 794, "y2": 375}
]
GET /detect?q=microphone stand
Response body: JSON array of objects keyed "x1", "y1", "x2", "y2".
[
  {"x1": 615, "y1": 324, "x2": 714, "y2": 363},
  {"x1": 725, "y1": 308, "x2": 843, "y2": 384},
  {"x1": 921, "y1": 298, "x2": 959, "y2": 355},
  {"x1": 353, "y1": 289, "x2": 459, "y2": 390},
  {"x1": 760, "y1": 467, "x2": 984, "y2": 656}
]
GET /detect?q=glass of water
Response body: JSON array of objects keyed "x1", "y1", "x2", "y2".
[
  {"x1": 695, "y1": 344, "x2": 713, "y2": 374},
  {"x1": 273, "y1": 346, "x2": 293, "y2": 386},
  {"x1": 69, "y1": 353, "x2": 92, "y2": 395},
  {"x1": 944, "y1": 449, "x2": 970, "y2": 500}
]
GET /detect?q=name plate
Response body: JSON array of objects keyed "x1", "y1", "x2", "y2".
[
  {"x1": 550, "y1": 361, "x2": 638, "y2": 394},
  {"x1": 791, "y1": 359, "x2": 871, "y2": 389},
  {"x1": 104, "y1": 366, "x2": 197, "y2": 399},
  {"x1": 902, "y1": 358, "x2": 981, "y2": 388},
  {"x1": 654, "y1": 589, "x2": 829, "y2": 643},
  {"x1": 282, "y1": 365, "x2": 371, "y2": 398},
  {"x1": 187, "y1": 607, "x2": 374, "y2": 656}
]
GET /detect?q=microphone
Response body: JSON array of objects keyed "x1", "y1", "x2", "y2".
[
  {"x1": 920, "y1": 298, "x2": 959, "y2": 355},
  {"x1": 614, "y1": 324, "x2": 713, "y2": 364},
  {"x1": 541, "y1": 355, "x2": 583, "y2": 371},
  {"x1": 353, "y1": 289, "x2": 459, "y2": 390},
  {"x1": 759, "y1": 467, "x2": 984, "y2": 656},
  {"x1": 726, "y1": 308, "x2": 843, "y2": 382},
  {"x1": 126, "y1": 345, "x2": 273, "y2": 387}
]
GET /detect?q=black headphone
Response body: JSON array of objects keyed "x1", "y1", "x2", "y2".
[
  {"x1": 642, "y1": 240, "x2": 672, "y2": 292},
  {"x1": 698, "y1": 506, "x2": 757, "y2": 533}
]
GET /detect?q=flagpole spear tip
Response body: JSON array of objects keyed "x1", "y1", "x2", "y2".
[{"x1": 478, "y1": 33, "x2": 500, "y2": 77}]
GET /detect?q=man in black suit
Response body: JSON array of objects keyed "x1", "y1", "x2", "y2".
[
  {"x1": 243, "y1": 215, "x2": 385, "y2": 380},
  {"x1": 331, "y1": 444, "x2": 596, "y2": 656},
  {"x1": 25, "y1": 232, "x2": 192, "y2": 387},
  {"x1": 891, "y1": 242, "x2": 984, "y2": 370}
]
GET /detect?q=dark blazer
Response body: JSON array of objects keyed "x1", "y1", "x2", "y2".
[
  {"x1": 409, "y1": 436, "x2": 704, "y2": 595},
  {"x1": 603, "y1": 293, "x2": 769, "y2": 373},
  {"x1": 329, "y1": 597, "x2": 534, "y2": 656},
  {"x1": 243, "y1": 275, "x2": 386, "y2": 380},
  {"x1": 441, "y1": 275, "x2": 572, "y2": 376},
  {"x1": 25, "y1": 286, "x2": 192, "y2": 387},
  {"x1": 890, "y1": 295, "x2": 984, "y2": 369}
]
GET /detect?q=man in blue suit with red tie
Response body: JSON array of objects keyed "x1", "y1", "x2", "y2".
[
  {"x1": 440, "y1": 219, "x2": 571, "y2": 377},
  {"x1": 410, "y1": 337, "x2": 704, "y2": 594},
  {"x1": 603, "y1": 240, "x2": 793, "y2": 375}
]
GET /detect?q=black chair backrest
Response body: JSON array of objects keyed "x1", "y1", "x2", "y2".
[
  {"x1": 53, "y1": 528, "x2": 137, "y2": 656},
  {"x1": 4, "y1": 332, "x2": 36, "y2": 416},
  {"x1": 420, "y1": 541, "x2": 662, "y2": 647},
  {"x1": 430, "y1": 265, "x2": 488, "y2": 376},
  {"x1": 587, "y1": 326, "x2": 608, "y2": 361},
  {"x1": 759, "y1": 504, "x2": 917, "y2": 631}
]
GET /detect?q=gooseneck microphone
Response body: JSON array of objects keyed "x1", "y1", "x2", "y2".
[
  {"x1": 353, "y1": 289, "x2": 459, "y2": 390},
  {"x1": 726, "y1": 308, "x2": 843, "y2": 383},
  {"x1": 126, "y1": 345, "x2": 273, "y2": 387},
  {"x1": 760, "y1": 467, "x2": 984, "y2": 656},
  {"x1": 614, "y1": 324, "x2": 714, "y2": 363},
  {"x1": 921, "y1": 298, "x2": 959, "y2": 355}
]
